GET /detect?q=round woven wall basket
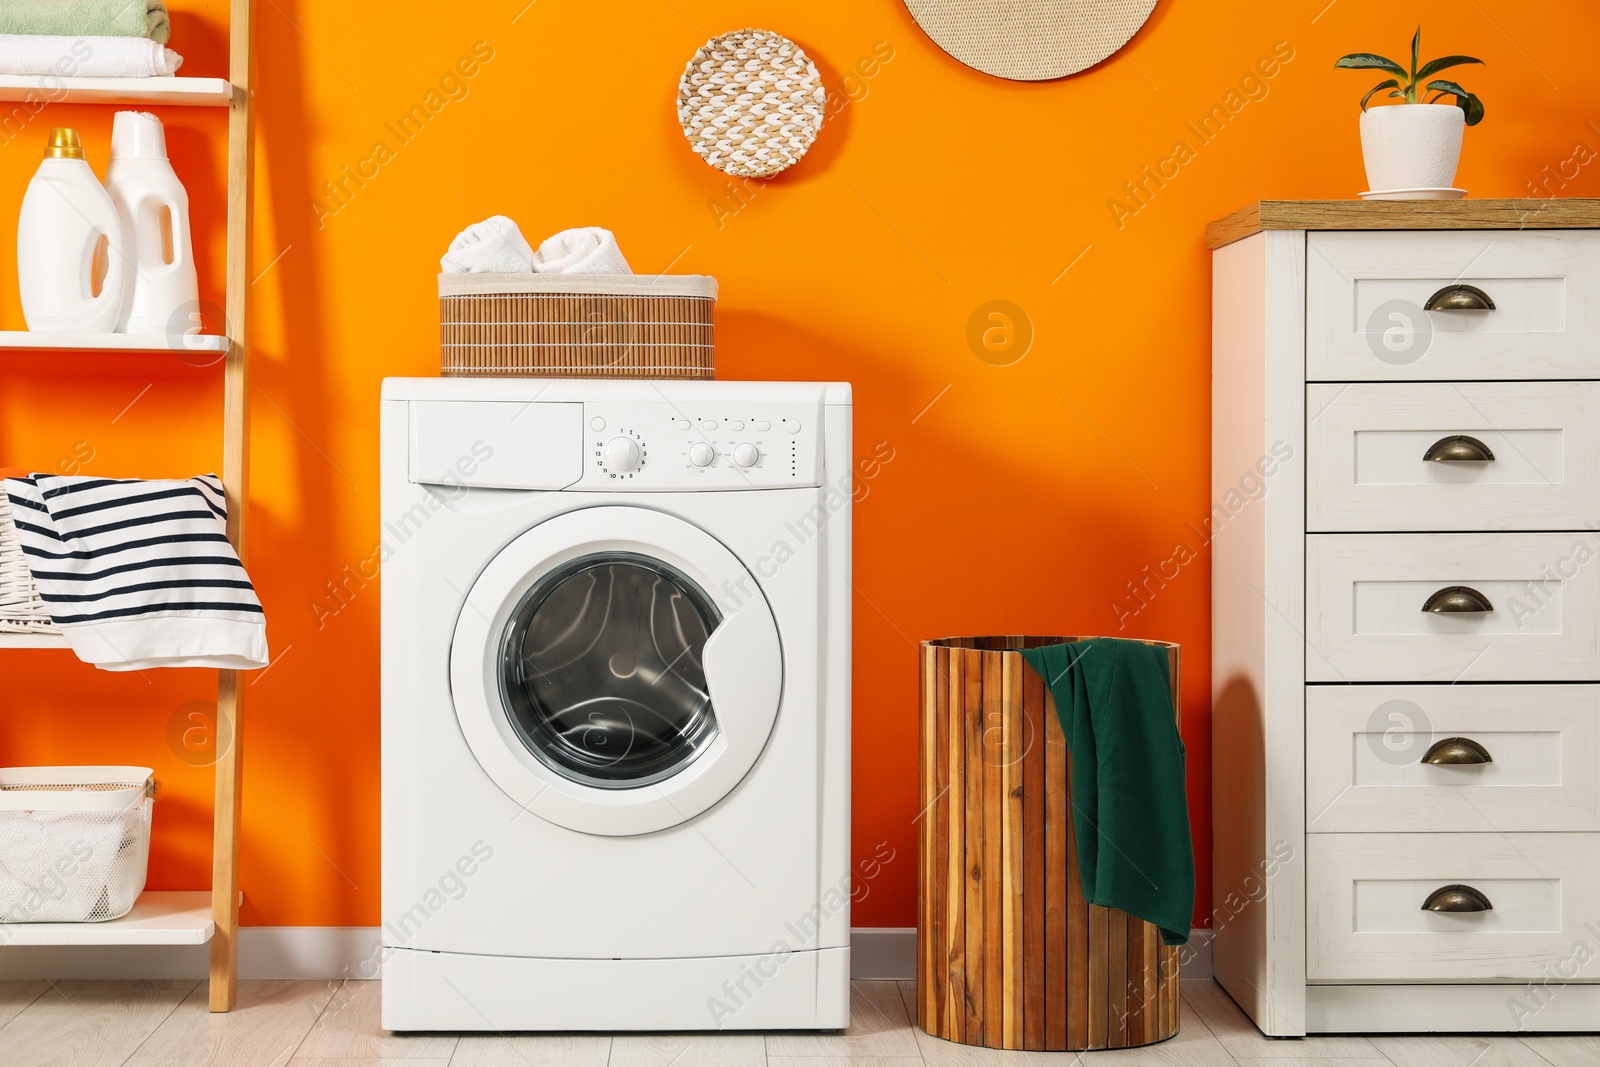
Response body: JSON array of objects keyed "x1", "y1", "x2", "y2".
[
  {"x1": 677, "y1": 28, "x2": 826, "y2": 179},
  {"x1": 905, "y1": 0, "x2": 1158, "y2": 81}
]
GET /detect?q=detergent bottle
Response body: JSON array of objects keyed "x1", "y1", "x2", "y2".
[
  {"x1": 17, "y1": 127, "x2": 129, "y2": 333},
  {"x1": 106, "y1": 111, "x2": 199, "y2": 335}
]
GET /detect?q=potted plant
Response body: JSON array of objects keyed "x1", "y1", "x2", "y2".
[{"x1": 1336, "y1": 28, "x2": 1485, "y2": 197}]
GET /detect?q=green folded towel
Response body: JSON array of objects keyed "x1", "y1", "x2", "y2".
[
  {"x1": 0, "y1": 0, "x2": 170, "y2": 45},
  {"x1": 1020, "y1": 638, "x2": 1194, "y2": 946}
]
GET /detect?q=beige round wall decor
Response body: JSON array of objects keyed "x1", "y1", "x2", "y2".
[
  {"x1": 905, "y1": 0, "x2": 1158, "y2": 81},
  {"x1": 677, "y1": 28, "x2": 827, "y2": 179}
]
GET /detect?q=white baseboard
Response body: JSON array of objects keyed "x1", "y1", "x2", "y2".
[{"x1": 0, "y1": 927, "x2": 1213, "y2": 982}]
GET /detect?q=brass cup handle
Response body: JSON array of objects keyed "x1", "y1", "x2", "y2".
[
  {"x1": 1423, "y1": 586, "x2": 1494, "y2": 613},
  {"x1": 1421, "y1": 737, "x2": 1494, "y2": 765},
  {"x1": 1424, "y1": 435, "x2": 1495, "y2": 462},
  {"x1": 1425, "y1": 284, "x2": 1497, "y2": 311},
  {"x1": 1422, "y1": 884, "x2": 1494, "y2": 913}
]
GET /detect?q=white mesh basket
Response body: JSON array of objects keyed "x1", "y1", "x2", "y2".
[{"x1": 0, "y1": 767, "x2": 154, "y2": 923}]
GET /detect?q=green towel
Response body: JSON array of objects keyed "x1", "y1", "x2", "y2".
[
  {"x1": 0, "y1": 0, "x2": 171, "y2": 44},
  {"x1": 1020, "y1": 638, "x2": 1194, "y2": 945}
]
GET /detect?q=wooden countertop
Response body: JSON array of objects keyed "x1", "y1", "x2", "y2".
[{"x1": 1205, "y1": 198, "x2": 1600, "y2": 250}]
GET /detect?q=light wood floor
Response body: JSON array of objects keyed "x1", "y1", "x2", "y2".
[{"x1": 0, "y1": 977, "x2": 1592, "y2": 1066}]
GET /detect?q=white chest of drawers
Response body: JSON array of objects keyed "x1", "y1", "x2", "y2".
[{"x1": 1209, "y1": 199, "x2": 1600, "y2": 1035}]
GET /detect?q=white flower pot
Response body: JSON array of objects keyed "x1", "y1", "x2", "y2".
[{"x1": 1358, "y1": 103, "x2": 1465, "y2": 191}]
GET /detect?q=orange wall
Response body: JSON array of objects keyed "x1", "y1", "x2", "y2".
[{"x1": 4, "y1": 0, "x2": 1600, "y2": 931}]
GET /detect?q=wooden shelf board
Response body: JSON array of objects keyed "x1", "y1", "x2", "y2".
[
  {"x1": 0, "y1": 891, "x2": 214, "y2": 946},
  {"x1": 0, "y1": 76, "x2": 231, "y2": 107},
  {"x1": 0, "y1": 631, "x2": 67, "y2": 649},
  {"x1": 1206, "y1": 198, "x2": 1600, "y2": 249},
  {"x1": 0, "y1": 332, "x2": 228, "y2": 355}
]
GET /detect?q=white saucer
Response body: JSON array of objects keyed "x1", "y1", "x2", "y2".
[{"x1": 1359, "y1": 187, "x2": 1468, "y2": 201}]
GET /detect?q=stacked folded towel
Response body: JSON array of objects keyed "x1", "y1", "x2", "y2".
[
  {"x1": 0, "y1": 0, "x2": 181, "y2": 79},
  {"x1": 0, "y1": 0, "x2": 171, "y2": 43},
  {"x1": 440, "y1": 219, "x2": 634, "y2": 275},
  {"x1": 2, "y1": 474, "x2": 268, "y2": 671}
]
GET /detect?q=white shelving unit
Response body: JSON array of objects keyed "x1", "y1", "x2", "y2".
[
  {"x1": 0, "y1": 75, "x2": 230, "y2": 107},
  {"x1": 0, "y1": 332, "x2": 228, "y2": 355},
  {"x1": 0, "y1": 891, "x2": 214, "y2": 946},
  {"x1": 0, "y1": 631, "x2": 68, "y2": 649},
  {"x1": 0, "y1": 2, "x2": 256, "y2": 1013}
]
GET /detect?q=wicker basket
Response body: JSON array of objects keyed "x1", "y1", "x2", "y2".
[
  {"x1": 0, "y1": 484, "x2": 56, "y2": 635},
  {"x1": 439, "y1": 273, "x2": 716, "y2": 379}
]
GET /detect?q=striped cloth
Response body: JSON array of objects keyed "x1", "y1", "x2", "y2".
[{"x1": 2, "y1": 474, "x2": 267, "y2": 671}]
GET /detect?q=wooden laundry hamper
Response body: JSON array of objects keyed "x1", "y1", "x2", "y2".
[
  {"x1": 439, "y1": 273, "x2": 716, "y2": 379},
  {"x1": 917, "y1": 636, "x2": 1182, "y2": 1051}
]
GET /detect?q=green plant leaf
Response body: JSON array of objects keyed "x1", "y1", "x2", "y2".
[
  {"x1": 1416, "y1": 54, "x2": 1484, "y2": 79},
  {"x1": 1427, "y1": 79, "x2": 1486, "y2": 125},
  {"x1": 1411, "y1": 26, "x2": 1421, "y2": 81},
  {"x1": 1360, "y1": 78, "x2": 1401, "y2": 110},
  {"x1": 1335, "y1": 53, "x2": 1408, "y2": 79}
]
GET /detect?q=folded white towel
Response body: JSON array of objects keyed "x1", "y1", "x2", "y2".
[
  {"x1": 534, "y1": 227, "x2": 632, "y2": 275},
  {"x1": 3, "y1": 474, "x2": 267, "y2": 672},
  {"x1": 0, "y1": 34, "x2": 183, "y2": 78},
  {"x1": 440, "y1": 216, "x2": 537, "y2": 274}
]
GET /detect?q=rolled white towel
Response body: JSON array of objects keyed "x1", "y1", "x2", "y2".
[
  {"x1": 440, "y1": 216, "x2": 537, "y2": 274},
  {"x1": 0, "y1": 34, "x2": 183, "y2": 78},
  {"x1": 533, "y1": 227, "x2": 632, "y2": 275}
]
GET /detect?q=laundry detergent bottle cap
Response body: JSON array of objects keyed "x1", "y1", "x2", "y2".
[
  {"x1": 109, "y1": 111, "x2": 168, "y2": 161},
  {"x1": 43, "y1": 127, "x2": 85, "y2": 159},
  {"x1": 17, "y1": 128, "x2": 129, "y2": 333},
  {"x1": 106, "y1": 110, "x2": 199, "y2": 335}
]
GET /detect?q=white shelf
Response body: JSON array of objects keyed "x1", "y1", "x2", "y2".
[
  {"x1": 0, "y1": 75, "x2": 231, "y2": 107},
  {"x1": 0, "y1": 891, "x2": 214, "y2": 946},
  {"x1": 0, "y1": 331, "x2": 228, "y2": 355},
  {"x1": 0, "y1": 631, "x2": 67, "y2": 649}
]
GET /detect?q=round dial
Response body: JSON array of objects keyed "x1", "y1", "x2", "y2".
[
  {"x1": 733, "y1": 443, "x2": 760, "y2": 468},
  {"x1": 603, "y1": 437, "x2": 641, "y2": 472},
  {"x1": 688, "y1": 442, "x2": 716, "y2": 468}
]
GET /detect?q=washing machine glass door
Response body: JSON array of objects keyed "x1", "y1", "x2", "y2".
[
  {"x1": 451, "y1": 506, "x2": 783, "y2": 836},
  {"x1": 500, "y1": 551, "x2": 719, "y2": 790}
]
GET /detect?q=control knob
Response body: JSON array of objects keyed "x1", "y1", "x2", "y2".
[
  {"x1": 688, "y1": 442, "x2": 717, "y2": 468},
  {"x1": 734, "y1": 443, "x2": 760, "y2": 468},
  {"x1": 603, "y1": 437, "x2": 641, "y2": 472}
]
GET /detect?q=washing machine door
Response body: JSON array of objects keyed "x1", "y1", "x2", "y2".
[{"x1": 450, "y1": 506, "x2": 782, "y2": 836}]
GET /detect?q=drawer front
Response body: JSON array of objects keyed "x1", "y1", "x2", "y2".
[
  {"x1": 1306, "y1": 533, "x2": 1600, "y2": 681},
  {"x1": 1307, "y1": 685, "x2": 1600, "y2": 832},
  {"x1": 1308, "y1": 833, "x2": 1600, "y2": 982},
  {"x1": 1307, "y1": 382, "x2": 1600, "y2": 532},
  {"x1": 1307, "y1": 231, "x2": 1600, "y2": 381}
]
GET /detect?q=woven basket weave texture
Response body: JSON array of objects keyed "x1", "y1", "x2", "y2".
[
  {"x1": 905, "y1": 0, "x2": 1157, "y2": 81},
  {"x1": 677, "y1": 28, "x2": 826, "y2": 179},
  {"x1": 0, "y1": 486, "x2": 56, "y2": 634}
]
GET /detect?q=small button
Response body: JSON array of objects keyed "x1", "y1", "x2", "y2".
[
  {"x1": 673, "y1": 419, "x2": 691, "y2": 431},
  {"x1": 702, "y1": 420, "x2": 719, "y2": 431},
  {"x1": 727, "y1": 420, "x2": 745, "y2": 431},
  {"x1": 590, "y1": 417, "x2": 606, "y2": 432},
  {"x1": 754, "y1": 419, "x2": 771, "y2": 432},
  {"x1": 783, "y1": 418, "x2": 801, "y2": 433}
]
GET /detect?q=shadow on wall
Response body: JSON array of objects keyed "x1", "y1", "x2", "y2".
[{"x1": 714, "y1": 305, "x2": 1213, "y2": 920}]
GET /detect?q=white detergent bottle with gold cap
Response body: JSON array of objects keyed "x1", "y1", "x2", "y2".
[
  {"x1": 106, "y1": 111, "x2": 198, "y2": 335},
  {"x1": 17, "y1": 127, "x2": 128, "y2": 333}
]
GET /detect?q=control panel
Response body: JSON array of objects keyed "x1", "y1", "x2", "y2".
[{"x1": 578, "y1": 402, "x2": 823, "y2": 490}]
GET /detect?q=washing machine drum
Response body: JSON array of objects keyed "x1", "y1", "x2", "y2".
[{"x1": 451, "y1": 507, "x2": 783, "y2": 836}]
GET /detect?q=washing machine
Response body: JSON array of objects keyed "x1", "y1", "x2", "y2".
[{"x1": 379, "y1": 378, "x2": 852, "y2": 1032}]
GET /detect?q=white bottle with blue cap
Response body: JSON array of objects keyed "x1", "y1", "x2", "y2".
[{"x1": 106, "y1": 111, "x2": 199, "y2": 336}]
